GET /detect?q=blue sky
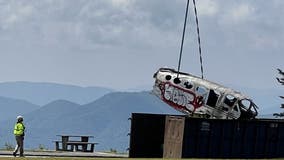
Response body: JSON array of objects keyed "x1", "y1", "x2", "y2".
[{"x1": 0, "y1": 0, "x2": 283, "y2": 91}]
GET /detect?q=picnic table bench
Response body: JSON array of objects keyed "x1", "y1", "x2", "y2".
[{"x1": 53, "y1": 135, "x2": 98, "y2": 152}]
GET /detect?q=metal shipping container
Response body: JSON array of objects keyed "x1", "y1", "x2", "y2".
[{"x1": 129, "y1": 113, "x2": 284, "y2": 158}]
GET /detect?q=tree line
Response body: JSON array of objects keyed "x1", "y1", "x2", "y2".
[{"x1": 273, "y1": 69, "x2": 284, "y2": 118}]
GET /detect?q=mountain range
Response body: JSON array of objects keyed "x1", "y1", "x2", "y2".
[
  {"x1": 0, "y1": 81, "x2": 113, "y2": 105},
  {"x1": 0, "y1": 90, "x2": 180, "y2": 151},
  {"x1": 0, "y1": 82, "x2": 282, "y2": 152},
  {"x1": 0, "y1": 96, "x2": 39, "y2": 121}
]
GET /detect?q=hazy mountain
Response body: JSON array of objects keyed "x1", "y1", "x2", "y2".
[
  {"x1": 0, "y1": 96, "x2": 39, "y2": 121},
  {"x1": 0, "y1": 81, "x2": 114, "y2": 105},
  {"x1": 69, "y1": 91, "x2": 181, "y2": 151},
  {"x1": 0, "y1": 83, "x2": 282, "y2": 152},
  {"x1": 0, "y1": 91, "x2": 180, "y2": 152},
  {"x1": 25, "y1": 100, "x2": 81, "y2": 127}
]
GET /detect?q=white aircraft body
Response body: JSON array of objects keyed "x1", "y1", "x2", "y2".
[{"x1": 152, "y1": 68, "x2": 258, "y2": 119}]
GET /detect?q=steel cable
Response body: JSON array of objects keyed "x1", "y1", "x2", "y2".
[
  {"x1": 177, "y1": 0, "x2": 190, "y2": 78},
  {"x1": 193, "y1": 0, "x2": 204, "y2": 79}
]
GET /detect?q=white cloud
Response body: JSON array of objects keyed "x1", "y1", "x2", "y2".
[
  {"x1": 0, "y1": 2, "x2": 34, "y2": 29},
  {"x1": 110, "y1": 0, "x2": 132, "y2": 8},
  {"x1": 0, "y1": 0, "x2": 282, "y2": 91},
  {"x1": 251, "y1": 33, "x2": 280, "y2": 49},
  {"x1": 197, "y1": 0, "x2": 219, "y2": 17},
  {"x1": 218, "y1": 2, "x2": 256, "y2": 26},
  {"x1": 230, "y1": 3, "x2": 255, "y2": 23}
]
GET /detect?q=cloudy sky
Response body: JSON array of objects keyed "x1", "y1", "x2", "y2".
[{"x1": 0, "y1": 0, "x2": 283, "y2": 90}]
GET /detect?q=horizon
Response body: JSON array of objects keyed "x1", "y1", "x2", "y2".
[
  {"x1": 0, "y1": 79, "x2": 282, "y2": 91},
  {"x1": 0, "y1": 80, "x2": 282, "y2": 115}
]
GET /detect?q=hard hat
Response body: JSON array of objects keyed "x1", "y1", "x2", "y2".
[{"x1": 16, "y1": 115, "x2": 23, "y2": 121}]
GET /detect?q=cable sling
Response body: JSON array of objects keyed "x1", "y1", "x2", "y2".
[
  {"x1": 193, "y1": 0, "x2": 204, "y2": 79},
  {"x1": 177, "y1": 0, "x2": 190, "y2": 78}
]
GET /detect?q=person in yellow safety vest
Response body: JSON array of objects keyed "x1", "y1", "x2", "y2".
[{"x1": 13, "y1": 115, "x2": 25, "y2": 157}]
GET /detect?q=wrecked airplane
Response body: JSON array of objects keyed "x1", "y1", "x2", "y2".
[{"x1": 152, "y1": 68, "x2": 258, "y2": 119}]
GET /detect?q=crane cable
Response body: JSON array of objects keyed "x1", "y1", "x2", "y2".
[
  {"x1": 177, "y1": 0, "x2": 204, "y2": 79},
  {"x1": 177, "y1": 0, "x2": 190, "y2": 78},
  {"x1": 193, "y1": 0, "x2": 204, "y2": 79}
]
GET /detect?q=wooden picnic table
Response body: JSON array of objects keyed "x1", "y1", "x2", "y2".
[{"x1": 54, "y1": 135, "x2": 98, "y2": 152}]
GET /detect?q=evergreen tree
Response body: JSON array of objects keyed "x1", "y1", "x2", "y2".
[{"x1": 273, "y1": 69, "x2": 284, "y2": 118}]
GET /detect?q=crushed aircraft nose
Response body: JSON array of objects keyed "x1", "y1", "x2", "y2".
[{"x1": 152, "y1": 68, "x2": 258, "y2": 119}]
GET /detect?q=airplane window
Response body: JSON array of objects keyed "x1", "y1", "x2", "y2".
[
  {"x1": 196, "y1": 86, "x2": 207, "y2": 95},
  {"x1": 174, "y1": 77, "x2": 181, "y2": 84},
  {"x1": 165, "y1": 75, "x2": 171, "y2": 81},
  {"x1": 240, "y1": 99, "x2": 251, "y2": 110},
  {"x1": 224, "y1": 95, "x2": 237, "y2": 107},
  {"x1": 233, "y1": 105, "x2": 239, "y2": 112},
  {"x1": 206, "y1": 90, "x2": 220, "y2": 107},
  {"x1": 183, "y1": 81, "x2": 193, "y2": 89},
  {"x1": 250, "y1": 102, "x2": 258, "y2": 115}
]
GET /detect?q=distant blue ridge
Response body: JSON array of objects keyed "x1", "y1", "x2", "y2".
[
  {"x1": 0, "y1": 91, "x2": 180, "y2": 152},
  {"x1": 0, "y1": 82, "x2": 281, "y2": 152},
  {"x1": 0, "y1": 81, "x2": 113, "y2": 105}
]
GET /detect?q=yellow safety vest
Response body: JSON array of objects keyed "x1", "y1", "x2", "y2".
[{"x1": 14, "y1": 122, "x2": 25, "y2": 136}]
